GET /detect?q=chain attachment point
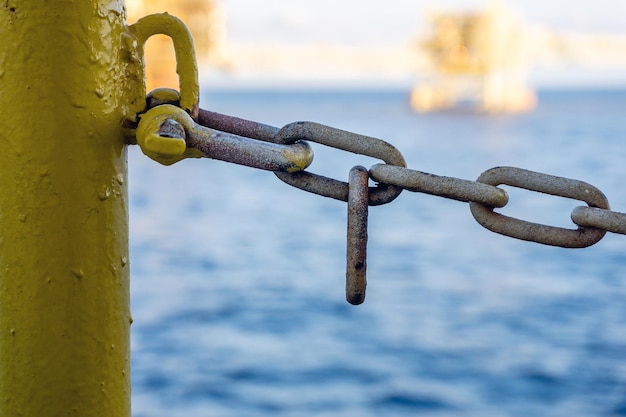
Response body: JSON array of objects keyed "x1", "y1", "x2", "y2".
[
  {"x1": 127, "y1": 13, "x2": 199, "y2": 119},
  {"x1": 136, "y1": 104, "x2": 314, "y2": 170},
  {"x1": 136, "y1": 105, "x2": 189, "y2": 164}
]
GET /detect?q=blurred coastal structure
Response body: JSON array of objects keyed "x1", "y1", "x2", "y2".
[
  {"x1": 126, "y1": 1, "x2": 626, "y2": 111},
  {"x1": 410, "y1": 2, "x2": 536, "y2": 112}
]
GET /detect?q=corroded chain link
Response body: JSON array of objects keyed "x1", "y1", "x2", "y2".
[
  {"x1": 469, "y1": 167, "x2": 609, "y2": 248},
  {"x1": 136, "y1": 89, "x2": 626, "y2": 304}
]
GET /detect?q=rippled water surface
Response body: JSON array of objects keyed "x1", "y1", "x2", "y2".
[{"x1": 130, "y1": 89, "x2": 626, "y2": 417}]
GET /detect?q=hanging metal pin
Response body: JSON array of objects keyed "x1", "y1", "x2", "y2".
[{"x1": 346, "y1": 166, "x2": 369, "y2": 305}]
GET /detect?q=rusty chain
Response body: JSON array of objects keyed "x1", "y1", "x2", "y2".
[{"x1": 137, "y1": 89, "x2": 626, "y2": 305}]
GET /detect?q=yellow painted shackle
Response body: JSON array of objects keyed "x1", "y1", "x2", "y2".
[{"x1": 127, "y1": 12, "x2": 200, "y2": 119}]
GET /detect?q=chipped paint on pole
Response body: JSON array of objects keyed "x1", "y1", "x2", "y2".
[{"x1": 0, "y1": 1, "x2": 137, "y2": 415}]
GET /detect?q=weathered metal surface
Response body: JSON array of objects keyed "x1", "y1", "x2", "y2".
[
  {"x1": 346, "y1": 166, "x2": 369, "y2": 305},
  {"x1": 273, "y1": 122, "x2": 407, "y2": 205},
  {"x1": 571, "y1": 206, "x2": 626, "y2": 235},
  {"x1": 187, "y1": 129, "x2": 313, "y2": 173},
  {"x1": 158, "y1": 118, "x2": 187, "y2": 139},
  {"x1": 197, "y1": 108, "x2": 279, "y2": 143},
  {"x1": 369, "y1": 164, "x2": 509, "y2": 207},
  {"x1": 469, "y1": 167, "x2": 609, "y2": 248},
  {"x1": 0, "y1": 1, "x2": 134, "y2": 415}
]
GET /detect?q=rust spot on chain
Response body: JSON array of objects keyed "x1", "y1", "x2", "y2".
[{"x1": 158, "y1": 119, "x2": 185, "y2": 139}]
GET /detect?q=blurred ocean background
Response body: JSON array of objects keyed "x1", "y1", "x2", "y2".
[{"x1": 129, "y1": 88, "x2": 626, "y2": 417}]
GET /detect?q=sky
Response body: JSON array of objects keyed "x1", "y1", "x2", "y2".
[
  {"x1": 208, "y1": 0, "x2": 626, "y2": 88},
  {"x1": 222, "y1": 0, "x2": 626, "y2": 46}
]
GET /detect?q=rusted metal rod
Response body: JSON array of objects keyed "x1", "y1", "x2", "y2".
[
  {"x1": 197, "y1": 108, "x2": 279, "y2": 142},
  {"x1": 346, "y1": 166, "x2": 369, "y2": 305}
]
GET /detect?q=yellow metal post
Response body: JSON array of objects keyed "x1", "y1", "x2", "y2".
[{"x1": 0, "y1": 1, "x2": 133, "y2": 415}]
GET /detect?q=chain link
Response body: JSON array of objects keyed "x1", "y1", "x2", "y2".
[
  {"x1": 138, "y1": 89, "x2": 626, "y2": 303},
  {"x1": 346, "y1": 166, "x2": 369, "y2": 305},
  {"x1": 469, "y1": 167, "x2": 609, "y2": 248},
  {"x1": 369, "y1": 164, "x2": 508, "y2": 207},
  {"x1": 273, "y1": 122, "x2": 407, "y2": 206},
  {"x1": 187, "y1": 105, "x2": 626, "y2": 246}
]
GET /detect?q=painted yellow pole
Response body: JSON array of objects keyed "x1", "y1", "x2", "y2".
[{"x1": 0, "y1": 1, "x2": 134, "y2": 415}]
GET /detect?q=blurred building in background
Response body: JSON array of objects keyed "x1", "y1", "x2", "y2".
[{"x1": 410, "y1": 1, "x2": 536, "y2": 112}]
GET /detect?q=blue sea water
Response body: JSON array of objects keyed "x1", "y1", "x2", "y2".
[{"x1": 129, "y1": 88, "x2": 626, "y2": 417}]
